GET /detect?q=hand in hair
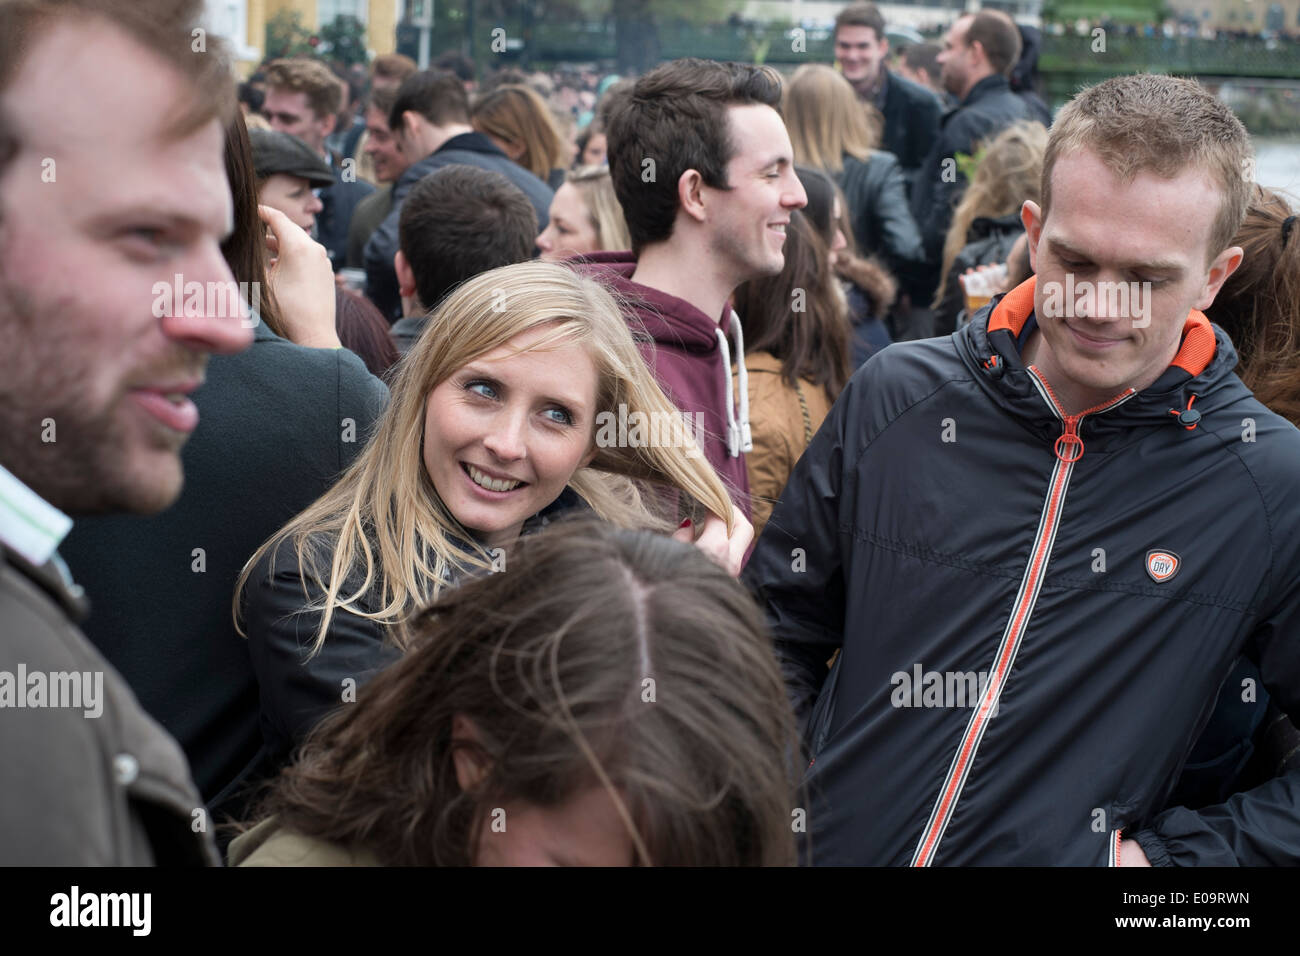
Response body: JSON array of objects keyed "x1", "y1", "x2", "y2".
[
  {"x1": 672, "y1": 503, "x2": 754, "y2": 577},
  {"x1": 259, "y1": 204, "x2": 341, "y2": 349}
]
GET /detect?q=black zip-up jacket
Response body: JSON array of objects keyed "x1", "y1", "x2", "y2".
[
  {"x1": 910, "y1": 74, "x2": 1037, "y2": 269},
  {"x1": 744, "y1": 278, "x2": 1300, "y2": 865}
]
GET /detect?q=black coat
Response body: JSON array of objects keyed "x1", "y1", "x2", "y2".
[
  {"x1": 932, "y1": 211, "x2": 1024, "y2": 336},
  {"x1": 836, "y1": 152, "x2": 924, "y2": 277},
  {"x1": 910, "y1": 75, "x2": 1039, "y2": 271},
  {"x1": 878, "y1": 69, "x2": 944, "y2": 195},
  {"x1": 744, "y1": 280, "x2": 1300, "y2": 865},
  {"x1": 317, "y1": 160, "x2": 375, "y2": 273},
  {"x1": 363, "y1": 132, "x2": 553, "y2": 321},
  {"x1": 61, "y1": 324, "x2": 388, "y2": 822},
  {"x1": 241, "y1": 489, "x2": 584, "y2": 776}
]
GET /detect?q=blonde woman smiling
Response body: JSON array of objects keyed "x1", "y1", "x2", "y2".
[{"x1": 236, "y1": 261, "x2": 749, "y2": 775}]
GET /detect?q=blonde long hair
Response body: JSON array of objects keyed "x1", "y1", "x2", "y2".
[
  {"x1": 567, "y1": 165, "x2": 632, "y2": 252},
  {"x1": 235, "y1": 261, "x2": 734, "y2": 653},
  {"x1": 783, "y1": 64, "x2": 882, "y2": 175},
  {"x1": 934, "y1": 121, "x2": 1047, "y2": 306}
]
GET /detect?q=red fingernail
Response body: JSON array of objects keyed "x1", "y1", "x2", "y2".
[{"x1": 679, "y1": 518, "x2": 692, "y2": 529}]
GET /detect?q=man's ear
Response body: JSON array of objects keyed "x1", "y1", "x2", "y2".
[
  {"x1": 451, "y1": 714, "x2": 489, "y2": 792},
  {"x1": 1195, "y1": 244, "x2": 1244, "y2": 312},
  {"x1": 394, "y1": 249, "x2": 416, "y2": 298},
  {"x1": 678, "y1": 169, "x2": 707, "y2": 224},
  {"x1": 1021, "y1": 199, "x2": 1043, "y2": 274},
  {"x1": 319, "y1": 111, "x2": 337, "y2": 140}
]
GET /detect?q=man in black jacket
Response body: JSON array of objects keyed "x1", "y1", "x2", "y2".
[
  {"x1": 911, "y1": 11, "x2": 1037, "y2": 267},
  {"x1": 833, "y1": 3, "x2": 943, "y2": 197},
  {"x1": 363, "y1": 70, "x2": 553, "y2": 321},
  {"x1": 745, "y1": 74, "x2": 1300, "y2": 866}
]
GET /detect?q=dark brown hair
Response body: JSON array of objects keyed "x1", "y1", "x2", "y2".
[
  {"x1": 963, "y1": 11, "x2": 1023, "y2": 78},
  {"x1": 390, "y1": 69, "x2": 470, "y2": 131},
  {"x1": 221, "y1": 110, "x2": 285, "y2": 338},
  {"x1": 398, "y1": 165, "x2": 537, "y2": 311},
  {"x1": 335, "y1": 288, "x2": 398, "y2": 379},
  {"x1": 733, "y1": 209, "x2": 853, "y2": 402},
  {"x1": 0, "y1": 0, "x2": 234, "y2": 188},
  {"x1": 834, "y1": 2, "x2": 885, "y2": 42},
  {"x1": 248, "y1": 520, "x2": 800, "y2": 866},
  {"x1": 606, "y1": 58, "x2": 783, "y2": 255},
  {"x1": 1205, "y1": 187, "x2": 1300, "y2": 426},
  {"x1": 903, "y1": 42, "x2": 942, "y2": 79}
]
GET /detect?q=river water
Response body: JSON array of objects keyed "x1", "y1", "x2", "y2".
[{"x1": 1249, "y1": 138, "x2": 1299, "y2": 197}]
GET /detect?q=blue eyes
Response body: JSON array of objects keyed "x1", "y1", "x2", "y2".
[{"x1": 464, "y1": 380, "x2": 575, "y2": 427}]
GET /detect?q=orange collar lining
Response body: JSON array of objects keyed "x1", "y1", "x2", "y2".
[{"x1": 987, "y1": 275, "x2": 1216, "y2": 378}]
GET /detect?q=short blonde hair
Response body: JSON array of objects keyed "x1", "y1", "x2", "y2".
[
  {"x1": 1042, "y1": 73, "x2": 1253, "y2": 262},
  {"x1": 567, "y1": 165, "x2": 632, "y2": 252},
  {"x1": 783, "y1": 64, "x2": 881, "y2": 174}
]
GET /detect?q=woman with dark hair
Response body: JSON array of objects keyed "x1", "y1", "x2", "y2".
[
  {"x1": 221, "y1": 112, "x2": 285, "y2": 337},
  {"x1": 223, "y1": 110, "x2": 340, "y2": 349},
  {"x1": 1167, "y1": 186, "x2": 1300, "y2": 812},
  {"x1": 1207, "y1": 186, "x2": 1300, "y2": 424},
  {"x1": 732, "y1": 202, "x2": 854, "y2": 536},
  {"x1": 230, "y1": 520, "x2": 799, "y2": 866},
  {"x1": 795, "y1": 165, "x2": 895, "y2": 368}
]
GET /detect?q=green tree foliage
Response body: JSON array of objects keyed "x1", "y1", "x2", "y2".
[{"x1": 265, "y1": 9, "x2": 316, "y2": 59}]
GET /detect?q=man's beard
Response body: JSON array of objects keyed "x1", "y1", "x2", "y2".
[{"x1": 0, "y1": 265, "x2": 192, "y2": 516}]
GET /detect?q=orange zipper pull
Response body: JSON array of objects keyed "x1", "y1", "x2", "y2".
[{"x1": 1054, "y1": 416, "x2": 1084, "y2": 463}]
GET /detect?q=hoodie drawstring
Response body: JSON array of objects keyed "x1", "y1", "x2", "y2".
[
  {"x1": 1169, "y1": 394, "x2": 1201, "y2": 430},
  {"x1": 718, "y1": 313, "x2": 753, "y2": 458}
]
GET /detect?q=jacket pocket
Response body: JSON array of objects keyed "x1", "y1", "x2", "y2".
[{"x1": 1107, "y1": 827, "x2": 1123, "y2": 867}]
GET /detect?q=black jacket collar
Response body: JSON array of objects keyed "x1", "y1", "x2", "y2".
[{"x1": 957, "y1": 277, "x2": 1241, "y2": 444}]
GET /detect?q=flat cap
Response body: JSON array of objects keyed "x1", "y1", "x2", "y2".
[{"x1": 248, "y1": 128, "x2": 335, "y2": 187}]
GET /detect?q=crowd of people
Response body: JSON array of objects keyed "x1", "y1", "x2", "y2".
[{"x1": 2, "y1": 0, "x2": 1300, "y2": 867}]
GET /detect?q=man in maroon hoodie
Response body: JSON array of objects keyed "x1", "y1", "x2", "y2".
[{"x1": 574, "y1": 58, "x2": 808, "y2": 517}]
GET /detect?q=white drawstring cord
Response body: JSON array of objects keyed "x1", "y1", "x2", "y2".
[
  {"x1": 715, "y1": 312, "x2": 753, "y2": 458},
  {"x1": 730, "y1": 310, "x2": 752, "y2": 454}
]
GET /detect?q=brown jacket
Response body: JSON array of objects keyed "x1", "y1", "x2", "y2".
[
  {"x1": 0, "y1": 543, "x2": 217, "y2": 865},
  {"x1": 229, "y1": 817, "x2": 379, "y2": 866},
  {"x1": 736, "y1": 351, "x2": 835, "y2": 538}
]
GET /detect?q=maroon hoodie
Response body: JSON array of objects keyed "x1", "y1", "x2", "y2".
[{"x1": 572, "y1": 251, "x2": 752, "y2": 517}]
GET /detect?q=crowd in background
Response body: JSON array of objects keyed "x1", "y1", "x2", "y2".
[{"x1": 3, "y1": 0, "x2": 1300, "y2": 868}]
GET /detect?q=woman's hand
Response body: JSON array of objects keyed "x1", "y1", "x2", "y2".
[
  {"x1": 259, "y1": 204, "x2": 341, "y2": 349},
  {"x1": 672, "y1": 504, "x2": 754, "y2": 577}
]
